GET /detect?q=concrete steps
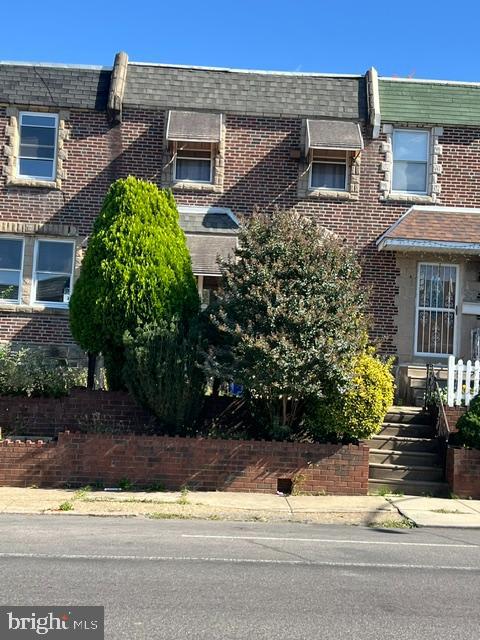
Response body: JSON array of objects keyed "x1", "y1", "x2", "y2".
[{"x1": 368, "y1": 406, "x2": 447, "y2": 497}]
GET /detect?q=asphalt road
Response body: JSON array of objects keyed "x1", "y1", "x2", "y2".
[{"x1": 0, "y1": 515, "x2": 479, "y2": 639}]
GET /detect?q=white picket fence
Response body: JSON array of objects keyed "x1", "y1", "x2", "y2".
[{"x1": 447, "y1": 355, "x2": 480, "y2": 407}]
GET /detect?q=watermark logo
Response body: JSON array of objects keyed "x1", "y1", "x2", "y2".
[{"x1": 0, "y1": 607, "x2": 104, "y2": 639}]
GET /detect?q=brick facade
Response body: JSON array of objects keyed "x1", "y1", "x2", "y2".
[
  {"x1": 0, "y1": 431, "x2": 369, "y2": 494},
  {"x1": 446, "y1": 446, "x2": 480, "y2": 499},
  {"x1": 1, "y1": 60, "x2": 480, "y2": 369}
]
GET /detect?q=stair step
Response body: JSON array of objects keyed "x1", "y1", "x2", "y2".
[
  {"x1": 385, "y1": 408, "x2": 432, "y2": 425},
  {"x1": 369, "y1": 462, "x2": 444, "y2": 483},
  {"x1": 368, "y1": 435, "x2": 439, "y2": 453},
  {"x1": 379, "y1": 424, "x2": 435, "y2": 438},
  {"x1": 369, "y1": 449, "x2": 442, "y2": 467},
  {"x1": 368, "y1": 478, "x2": 450, "y2": 497}
]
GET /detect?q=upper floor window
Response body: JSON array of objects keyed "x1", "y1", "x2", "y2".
[
  {"x1": 174, "y1": 142, "x2": 213, "y2": 183},
  {"x1": 18, "y1": 112, "x2": 58, "y2": 181},
  {"x1": 0, "y1": 237, "x2": 23, "y2": 304},
  {"x1": 32, "y1": 240, "x2": 74, "y2": 307},
  {"x1": 309, "y1": 150, "x2": 348, "y2": 191},
  {"x1": 392, "y1": 129, "x2": 429, "y2": 194}
]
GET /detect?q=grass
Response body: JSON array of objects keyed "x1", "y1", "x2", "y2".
[
  {"x1": 58, "y1": 501, "x2": 74, "y2": 512},
  {"x1": 73, "y1": 485, "x2": 92, "y2": 500},
  {"x1": 177, "y1": 486, "x2": 190, "y2": 506},
  {"x1": 372, "y1": 516, "x2": 416, "y2": 529},
  {"x1": 374, "y1": 486, "x2": 404, "y2": 497}
]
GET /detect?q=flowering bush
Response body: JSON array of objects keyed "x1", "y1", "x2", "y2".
[{"x1": 309, "y1": 350, "x2": 395, "y2": 440}]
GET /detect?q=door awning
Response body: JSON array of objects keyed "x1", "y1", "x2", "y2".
[
  {"x1": 166, "y1": 110, "x2": 222, "y2": 143},
  {"x1": 377, "y1": 206, "x2": 480, "y2": 254},
  {"x1": 306, "y1": 119, "x2": 364, "y2": 152}
]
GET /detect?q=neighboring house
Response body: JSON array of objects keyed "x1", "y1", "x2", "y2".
[{"x1": 0, "y1": 53, "x2": 479, "y2": 402}]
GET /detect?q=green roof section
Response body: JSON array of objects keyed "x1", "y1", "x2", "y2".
[{"x1": 379, "y1": 79, "x2": 480, "y2": 126}]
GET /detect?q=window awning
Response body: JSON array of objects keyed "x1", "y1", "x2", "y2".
[
  {"x1": 306, "y1": 119, "x2": 364, "y2": 153},
  {"x1": 166, "y1": 110, "x2": 222, "y2": 143}
]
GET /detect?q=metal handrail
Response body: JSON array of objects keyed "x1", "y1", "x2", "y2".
[{"x1": 425, "y1": 363, "x2": 451, "y2": 440}]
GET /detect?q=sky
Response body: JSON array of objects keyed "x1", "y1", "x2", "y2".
[{"x1": 2, "y1": 0, "x2": 480, "y2": 81}]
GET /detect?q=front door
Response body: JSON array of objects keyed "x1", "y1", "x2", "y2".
[{"x1": 415, "y1": 263, "x2": 458, "y2": 357}]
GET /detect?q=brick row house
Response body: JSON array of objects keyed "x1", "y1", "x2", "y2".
[{"x1": 0, "y1": 53, "x2": 479, "y2": 403}]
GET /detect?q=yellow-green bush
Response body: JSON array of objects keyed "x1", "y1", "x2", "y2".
[{"x1": 311, "y1": 350, "x2": 395, "y2": 441}]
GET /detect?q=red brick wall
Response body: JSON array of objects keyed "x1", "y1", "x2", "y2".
[
  {"x1": 441, "y1": 406, "x2": 467, "y2": 435},
  {"x1": 2, "y1": 100, "x2": 480, "y2": 359},
  {"x1": 0, "y1": 389, "x2": 156, "y2": 437},
  {"x1": 446, "y1": 447, "x2": 480, "y2": 498},
  {"x1": 0, "y1": 431, "x2": 369, "y2": 494}
]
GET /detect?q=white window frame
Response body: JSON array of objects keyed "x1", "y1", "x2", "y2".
[
  {"x1": 391, "y1": 128, "x2": 430, "y2": 196},
  {"x1": 31, "y1": 239, "x2": 75, "y2": 308},
  {"x1": 0, "y1": 236, "x2": 24, "y2": 305},
  {"x1": 308, "y1": 150, "x2": 350, "y2": 192},
  {"x1": 414, "y1": 262, "x2": 459, "y2": 358},
  {"x1": 173, "y1": 142, "x2": 214, "y2": 184},
  {"x1": 17, "y1": 111, "x2": 59, "y2": 182}
]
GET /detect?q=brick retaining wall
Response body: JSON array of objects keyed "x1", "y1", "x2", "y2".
[
  {"x1": 0, "y1": 389, "x2": 156, "y2": 437},
  {"x1": 0, "y1": 432, "x2": 369, "y2": 495},
  {"x1": 446, "y1": 447, "x2": 480, "y2": 499}
]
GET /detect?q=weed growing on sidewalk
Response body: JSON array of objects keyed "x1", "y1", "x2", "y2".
[
  {"x1": 374, "y1": 486, "x2": 404, "y2": 497},
  {"x1": 371, "y1": 516, "x2": 416, "y2": 529},
  {"x1": 58, "y1": 501, "x2": 74, "y2": 512},
  {"x1": 73, "y1": 486, "x2": 92, "y2": 500},
  {"x1": 177, "y1": 487, "x2": 190, "y2": 505}
]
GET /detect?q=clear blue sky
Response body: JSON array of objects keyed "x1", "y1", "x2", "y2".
[{"x1": 3, "y1": 0, "x2": 480, "y2": 81}]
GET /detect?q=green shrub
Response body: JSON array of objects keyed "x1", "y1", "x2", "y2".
[
  {"x1": 310, "y1": 350, "x2": 395, "y2": 440},
  {"x1": 0, "y1": 345, "x2": 82, "y2": 397},
  {"x1": 207, "y1": 209, "x2": 368, "y2": 436},
  {"x1": 123, "y1": 319, "x2": 206, "y2": 435},
  {"x1": 70, "y1": 177, "x2": 199, "y2": 389},
  {"x1": 456, "y1": 395, "x2": 480, "y2": 449}
]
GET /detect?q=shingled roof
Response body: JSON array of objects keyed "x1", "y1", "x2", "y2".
[
  {"x1": 178, "y1": 206, "x2": 239, "y2": 275},
  {"x1": 377, "y1": 206, "x2": 480, "y2": 254},
  {"x1": 124, "y1": 63, "x2": 368, "y2": 120},
  {"x1": 0, "y1": 63, "x2": 111, "y2": 111}
]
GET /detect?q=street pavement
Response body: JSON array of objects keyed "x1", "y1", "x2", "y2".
[{"x1": 0, "y1": 515, "x2": 478, "y2": 639}]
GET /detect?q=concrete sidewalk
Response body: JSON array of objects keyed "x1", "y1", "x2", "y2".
[{"x1": 0, "y1": 487, "x2": 479, "y2": 528}]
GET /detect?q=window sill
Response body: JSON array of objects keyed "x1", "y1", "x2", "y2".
[
  {"x1": 172, "y1": 181, "x2": 221, "y2": 193},
  {"x1": 0, "y1": 303, "x2": 69, "y2": 316},
  {"x1": 380, "y1": 192, "x2": 436, "y2": 204},
  {"x1": 6, "y1": 177, "x2": 60, "y2": 190},
  {"x1": 305, "y1": 188, "x2": 359, "y2": 201}
]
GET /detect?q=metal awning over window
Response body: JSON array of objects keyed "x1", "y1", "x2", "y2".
[
  {"x1": 306, "y1": 119, "x2": 364, "y2": 153},
  {"x1": 166, "y1": 110, "x2": 222, "y2": 143}
]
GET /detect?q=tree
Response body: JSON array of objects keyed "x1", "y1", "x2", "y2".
[
  {"x1": 207, "y1": 209, "x2": 368, "y2": 436},
  {"x1": 123, "y1": 319, "x2": 205, "y2": 434},
  {"x1": 70, "y1": 176, "x2": 199, "y2": 389}
]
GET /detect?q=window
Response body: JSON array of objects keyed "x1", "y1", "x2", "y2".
[
  {"x1": 0, "y1": 238, "x2": 23, "y2": 303},
  {"x1": 174, "y1": 142, "x2": 213, "y2": 183},
  {"x1": 309, "y1": 150, "x2": 348, "y2": 191},
  {"x1": 32, "y1": 240, "x2": 74, "y2": 306},
  {"x1": 392, "y1": 129, "x2": 429, "y2": 194},
  {"x1": 18, "y1": 112, "x2": 58, "y2": 181}
]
